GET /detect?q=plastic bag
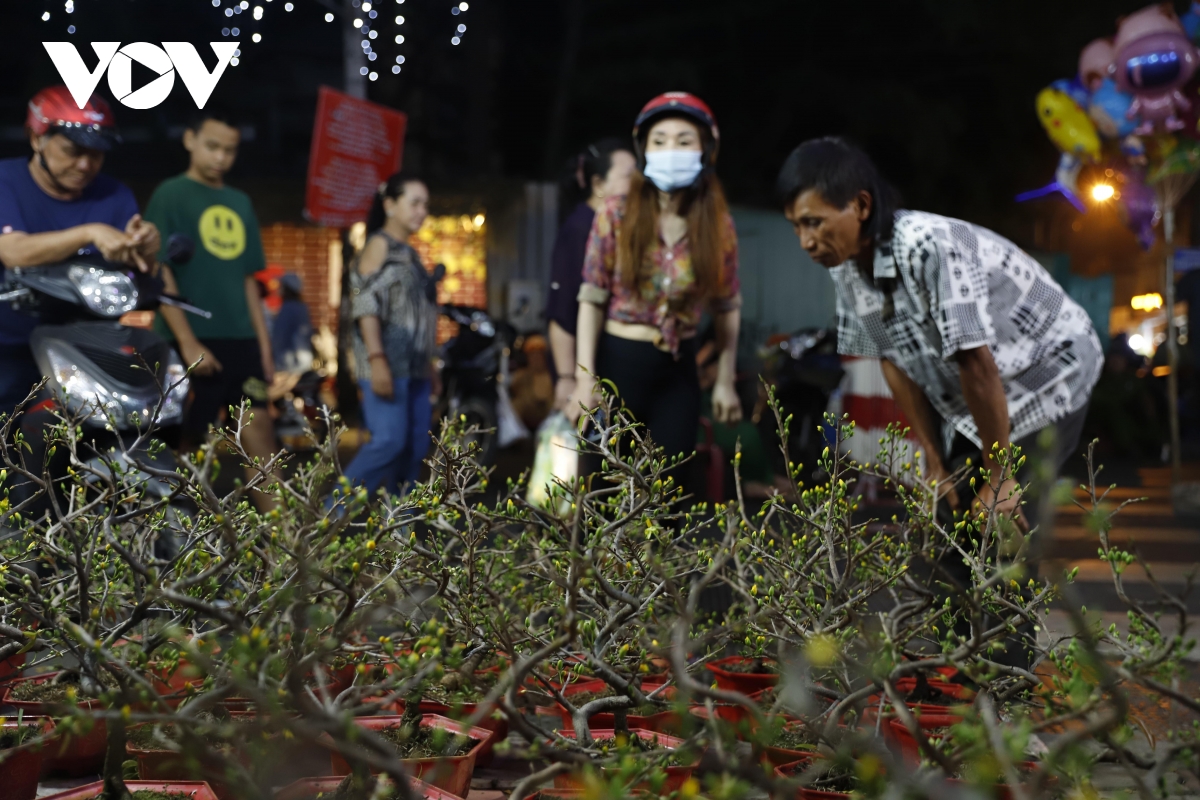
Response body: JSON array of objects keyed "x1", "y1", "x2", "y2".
[{"x1": 526, "y1": 411, "x2": 579, "y2": 509}]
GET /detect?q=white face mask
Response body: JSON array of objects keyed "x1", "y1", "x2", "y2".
[{"x1": 642, "y1": 150, "x2": 703, "y2": 192}]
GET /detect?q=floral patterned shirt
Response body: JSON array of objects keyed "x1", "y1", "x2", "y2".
[
  {"x1": 833, "y1": 210, "x2": 1103, "y2": 450},
  {"x1": 578, "y1": 195, "x2": 741, "y2": 354}
]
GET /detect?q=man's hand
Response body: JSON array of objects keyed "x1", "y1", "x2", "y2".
[
  {"x1": 712, "y1": 378, "x2": 743, "y2": 424},
  {"x1": 553, "y1": 376, "x2": 576, "y2": 412},
  {"x1": 925, "y1": 456, "x2": 961, "y2": 510},
  {"x1": 370, "y1": 360, "x2": 394, "y2": 400},
  {"x1": 88, "y1": 223, "x2": 143, "y2": 268},
  {"x1": 180, "y1": 340, "x2": 222, "y2": 377},
  {"x1": 125, "y1": 215, "x2": 160, "y2": 269},
  {"x1": 974, "y1": 476, "x2": 1027, "y2": 531}
]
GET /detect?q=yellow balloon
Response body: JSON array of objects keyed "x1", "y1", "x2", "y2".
[{"x1": 1036, "y1": 87, "x2": 1101, "y2": 162}]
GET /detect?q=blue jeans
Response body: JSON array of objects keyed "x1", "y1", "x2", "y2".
[{"x1": 343, "y1": 377, "x2": 432, "y2": 496}]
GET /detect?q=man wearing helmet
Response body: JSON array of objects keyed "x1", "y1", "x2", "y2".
[{"x1": 0, "y1": 86, "x2": 160, "y2": 415}]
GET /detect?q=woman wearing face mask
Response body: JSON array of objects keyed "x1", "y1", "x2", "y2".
[
  {"x1": 343, "y1": 173, "x2": 438, "y2": 496},
  {"x1": 567, "y1": 92, "x2": 742, "y2": 463},
  {"x1": 547, "y1": 138, "x2": 636, "y2": 410}
]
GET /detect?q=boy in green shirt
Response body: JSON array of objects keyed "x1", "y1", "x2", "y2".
[{"x1": 147, "y1": 109, "x2": 277, "y2": 506}]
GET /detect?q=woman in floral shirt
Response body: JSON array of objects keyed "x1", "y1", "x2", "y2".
[{"x1": 567, "y1": 92, "x2": 742, "y2": 463}]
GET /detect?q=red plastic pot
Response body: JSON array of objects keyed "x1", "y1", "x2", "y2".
[
  {"x1": 273, "y1": 775, "x2": 463, "y2": 800},
  {"x1": 886, "y1": 714, "x2": 963, "y2": 764},
  {"x1": 552, "y1": 679, "x2": 679, "y2": 735},
  {"x1": 0, "y1": 719, "x2": 50, "y2": 800},
  {"x1": 552, "y1": 728, "x2": 696, "y2": 794},
  {"x1": 2, "y1": 672, "x2": 106, "y2": 777},
  {"x1": 328, "y1": 714, "x2": 490, "y2": 798},
  {"x1": 773, "y1": 759, "x2": 850, "y2": 800},
  {"x1": 38, "y1": 781, "x2": 220, "y2": 800},
  {"x1": 705, "y1": 656, "x2": 778, "y2": 693},
  {"x1": 392, "y1": 697, "x2": 508, "y2": 764}
]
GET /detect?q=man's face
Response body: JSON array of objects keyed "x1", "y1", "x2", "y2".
[
  {"x1": 184, "y1": 119, "x2": 240, "y2": 182},
  {"x1": 784, "y1": 189, "x2": 871, "y2": 268},
  {"x1": 33, "y1": 133, "x2": 104, "y2": 193}
]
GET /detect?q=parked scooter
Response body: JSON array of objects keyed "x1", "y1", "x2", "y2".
[
  {"x1": 435, "y1": 302, "x2": 522, "y2": 465},
  {"x1": 0, "y1": 235, "x2": 202, "y2": 553},
  {"x1": 754, "y1": 328, "x2": 844, "y2": 482}
]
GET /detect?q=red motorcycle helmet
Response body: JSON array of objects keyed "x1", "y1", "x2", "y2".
[
  {"x1": 26, "y1": 86, "x2": 120, "y2": 151},
  {"x1": 632, "y1": 91, "x2": 719, "y2": 166}
]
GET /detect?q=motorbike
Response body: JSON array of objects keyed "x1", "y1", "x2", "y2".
[
  {"x1": 0, "y1": 235, "x2": 203, "y2": 553},
  {"x1": 435, "y1": 302, "x2": 522, "y2": 465},
  {"x1": 754, "y1": 327, "x2": 844, "y2": 483}
]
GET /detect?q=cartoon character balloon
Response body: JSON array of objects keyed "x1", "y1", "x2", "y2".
[
  {"x1": 1036, "y1": 85, "x2": 1102, "y2": 161},
  {"x1": 1079, "y1": 37, "x2": 1115, "y2": 91},
  {"x1": 1111, "y1": 3, "x2": 1200, "y2": 133}
]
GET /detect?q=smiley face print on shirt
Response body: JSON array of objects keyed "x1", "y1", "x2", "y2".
[{"x1": 198, "y1": 204, "x2": 247, "y2": 260}]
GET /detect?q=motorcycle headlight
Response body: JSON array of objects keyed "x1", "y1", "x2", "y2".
[
  {"x1": 44, "y1": 344, "x2": 124, "y2": 423},
  {"x1": 68, "y1": 265, "x2": 139, "y2": 317},
  {"x1": 44, "y1": 344, "x2": 188, "y2": 428},
  {"x1": 158, "y1": 357, "x2": 190, "y2": 425}
]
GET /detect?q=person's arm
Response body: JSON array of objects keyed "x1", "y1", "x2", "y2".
[
  {"x1": 566, "y1": 300, "x2": 605, "y2": 423},
  {"x1": 548, "y1": 320, "x2": 576, "y2": 410},
  {"x1": 0, "y1": 224, "x2": 143, "y2": 268},
  {"x1": 244, "y1": 276, "x2": 274, "y2": 385},
  {"x1": 711, "y1": 306, "x2": 742, "y2": 423},
  {"x1": 352, "y1": 237, "x2": 394, "y2": 400},
  {"x1": 159, "y1": 265, "x2": 222, "y2": 376},
  {"x1": 954, "y1": 345, "x2": 1021, "y2": 521},
  {"x1": 880, "y1": 358, "x2": 958, "y2": 508}
]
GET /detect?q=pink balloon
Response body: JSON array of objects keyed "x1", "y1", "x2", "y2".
[
  {"x1": 1079, "y1": 38, "x2": 1115, "y2": 91},
  {"x1": 1111, "y1": 3, "x2": 1200, "y2": 133}
]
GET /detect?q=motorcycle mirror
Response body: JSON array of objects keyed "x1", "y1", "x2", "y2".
[
  {"x1": 166, "y1": 234, "x2": 196, "y2": 266},
  {"x1": 432, "y1": 263, "x2": 447, "y2": 282}
]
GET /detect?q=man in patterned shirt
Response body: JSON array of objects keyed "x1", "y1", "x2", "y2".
[{"x1": 777, "y1": 138, "x2": 1103, "y2": 535}]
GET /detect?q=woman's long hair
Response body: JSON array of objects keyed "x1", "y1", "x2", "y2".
[
  {"x1": 366, "y1": 172, "x2": 423, "y2": 234},
  {"x1": 617, "y1": 167, "x2": 729, "y2": 299}
]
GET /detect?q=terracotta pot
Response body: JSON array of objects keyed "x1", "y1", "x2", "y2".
[
  {"x1": 886, "y1": 714, "x2": 963, "y2": 764},
  {"x1": 2, "y1": 673, "x2": 106, "y2": 777},
  {"x1": 705, "y1": 656, "x2": 778, "y2": 693},
  {"x1": 328, "y1": 714, "x2": 490, "y2": 798},
  {"x1": 551, "y1": 679, "x2": 678, "y2": 735},
  {"x1": 391, "y1": 698, "x2": 508, "y2": 765},
  {"x1": 38, "y1": 781, "x2": 220, "y2": 800},
  {"x1": 773, "y1": 758, "x2": 851, "y2": 800},
  {"x1": 273, "y1": 775, "x2": 463, "y2": 800},
  {"x1": 552, "y1": 728, "x2": 696, "y2": 794},
  {"x1": 0, "y1": 719, "x2": 50, "y2": 800}
]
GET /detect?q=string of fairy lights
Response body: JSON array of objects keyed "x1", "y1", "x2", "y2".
[{"x1": 37, "y1": 0, "x2": 472, "y2": 82}]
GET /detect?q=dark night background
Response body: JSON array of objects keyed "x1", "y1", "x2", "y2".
[{"x1": 0, "y1": 0, "x2": 1160, "y2": 243}]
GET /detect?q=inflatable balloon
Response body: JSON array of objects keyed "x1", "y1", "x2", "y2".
[
  {"x1": 1015, "y1": 153, "x2": 1086, "y2": 212},
  {"x1": 1036, "y1": 85, "x2": 1102, "y2": 161},
  {"x1": 1079, "y1": 38, "x2": 1115, "y2": 91},
  {"x1": 1111, "y1": 3, "x2": 1200, "y2": 133},
  {"x1": 1089, "y1": 77, "x2": 1140, "y2": 138}
]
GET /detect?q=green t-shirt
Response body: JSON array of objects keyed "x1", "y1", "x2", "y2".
[{"x1": 145, "y1": 174, "x2": 265, "y2": 341}]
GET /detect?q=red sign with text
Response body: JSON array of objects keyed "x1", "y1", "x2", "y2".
[{"x1": 304, "y1": 86, "x2": 407, "y2": 228}]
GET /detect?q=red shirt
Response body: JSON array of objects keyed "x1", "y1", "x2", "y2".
[{"x1": 577, "y1": 195, "x2": 741, "y2": 354}]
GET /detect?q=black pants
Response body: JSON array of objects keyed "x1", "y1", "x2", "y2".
[
  {"x1": 595, "y1": 333, "x2": 700, "y2": 461},
  {"x1": 932, "y1": 404, "x2": 1089, "y2": 670}
]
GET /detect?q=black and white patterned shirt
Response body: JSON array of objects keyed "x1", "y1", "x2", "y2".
[
  {"x1": 350, "y1": 233, "x2": 438, "y2": 382},
  {"x1": 832, "y1": 210, "x2": 1103, "y2": 450}
]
